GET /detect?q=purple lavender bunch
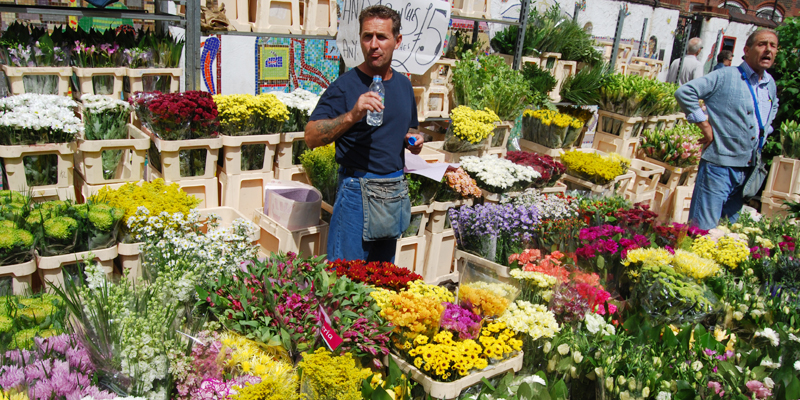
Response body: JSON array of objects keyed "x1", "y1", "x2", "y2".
[
  {"x1": 0, "y1": 334, "x2": 116, "y2": 400},
  {"x1": 440, "y1": 302, "x2": 482, "y2": 340}
]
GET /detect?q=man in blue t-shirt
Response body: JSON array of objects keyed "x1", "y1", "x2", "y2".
[{"x1": 305, "y1": 5, "x2": 423, "y2": 263}]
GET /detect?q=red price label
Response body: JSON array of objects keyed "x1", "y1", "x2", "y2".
[{"x1": 319, "y1": 306, "x2": 343, "y2": 350}]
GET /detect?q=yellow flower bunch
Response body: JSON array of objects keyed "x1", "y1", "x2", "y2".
[
  {"x1": 369, "y1": 287, "x2": 394, "y2": 310},
  {"x1": 381, "y1": 291, "x2": 445, "y2": 335},
  {"x1": 297, "y1": 348, "x2": 372, "y2": 400},
  {"x1": 91, "y1": 179, "x2": 200, "y2": 228},
  {"x1": 450, "y1": 105, "x2": 500, "y2": 144},
  {"x1": 672, "y1": 249, "x2": 720, "y2": 280},
  {"x1": 478, "y1": 321, "x2": 523, "y2": 360},
  {"x1": 692, "y1": 235, "x2": 750, "y2": 269},
  {"x1": 560, "y1": 150, "x2": 629, "y2": 184},
  {"x1": 407, "y1": 280, "x2": 454, "y2": 303},
  {"x1": 0, "y1": 391, "x2": 28, "y2": 400},
  {"x1": 458, "y1": 284, "x2": 512, "y2": 317},
  {"x1": 231, "y1": 373, "x2": 300, "y2": 400},
  {"x1": 213, "y1": 93, "x2": 289, "y2": 135},
  {"x1": 523, "y1": 109, "x2": 584, "y2": 129},
  {"x1": 622, "y1": 248, "x2": 673, "y2": 269},
  {"x1": 220, "y1": 332, "x2": 294, "y2": 381},
  {"x1": 407, "y1": 331, "x2": 488, "y2": 380}
]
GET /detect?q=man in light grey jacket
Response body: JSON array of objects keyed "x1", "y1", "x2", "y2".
[
  {"x1": 675, "y1": 29, "x2": 779, "y2": 230},
  {"x1": 667, "y1": 37, "x2": 704, "y2": 84}
]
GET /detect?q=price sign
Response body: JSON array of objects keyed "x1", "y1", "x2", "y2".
[
  {"x1": 318, "y1": 306, "x2": 343, "y2": 350},
  {"x1": 337, "y1": 0, "x2": 451, "y2": 75}
]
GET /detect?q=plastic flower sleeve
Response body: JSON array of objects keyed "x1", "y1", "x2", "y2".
[
  {"x1": 630, "y1": 264, "x2": 718, "y2": 325},
  {"x1": 458, "y1": 262, "x2": 520, "y2": 319},
  {"x1": 443, "y1": 123, "x2": 489, "y2": 153}
]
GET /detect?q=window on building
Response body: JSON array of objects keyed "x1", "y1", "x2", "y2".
[
  {"x1": 718, "y1": 1, "x2": 746, "y2": 14},
  {"x1": 756, "y1": 6, "x2": 783, "y2": 23}
]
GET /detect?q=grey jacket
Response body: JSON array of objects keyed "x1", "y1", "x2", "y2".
[{"x1": 674, "y1": 65, "x2": 778, "y2": 167}]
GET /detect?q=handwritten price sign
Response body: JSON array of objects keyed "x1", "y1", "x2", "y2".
[{"x1": 337, "y1": 0, "x2": 451, "y2": 75}]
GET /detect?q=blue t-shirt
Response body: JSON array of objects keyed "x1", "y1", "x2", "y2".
[{"x1": 309, "y1": 67, "x2": 418, "y2": 174}]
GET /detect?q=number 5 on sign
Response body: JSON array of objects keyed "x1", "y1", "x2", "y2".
[{"x1": 336, "y1": 0, "x2": 451, "y2": 75}]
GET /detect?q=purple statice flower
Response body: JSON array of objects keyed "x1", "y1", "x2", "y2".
[{"x1": 440, "y1": 302, "x2": 482, "y2": 340}]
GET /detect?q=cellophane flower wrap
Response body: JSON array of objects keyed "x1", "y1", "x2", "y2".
[
  {"x1": 0, "y1": 192, "x2": 34, "y2": 266},
  {"x1": 0, "y1": 94, "x2": 82, "y2": 145},
  {"x1": 506, "y1": 151, "x2": 566, "y2": 188},
  {"x1": 213, "y1": 93, "x2": 289, "y2": 135},
  {"x1": 575, "y1": 224, "x2": 651, "y2": 291},
  {"x1": 522, "y1": 109, "x2": 584, "y2": 148},
  {"x1": 132, "y1": 91, "x2": 219, "y2": 140},
  {"x1": 449, "y1": 203, "x2": 541, "y2": 264},
  {"x1": 273, "y1": 89, "x2": 322, "y2": 132},
  {"x1": 444, "y1": 106, "x2": 500, "y2": 152},
  {"x1": 506, "y1": 190, "x2": 583, "y2": 252},
  {"x1": 434, "y1": 167, "x2": 482, "y2": 201},
  {"x1": 81, "y1": 95, "x2": 133, "y2": 180},
  {"x1": 326, "y1": 259, "x2": 422, "y2": 292},
  {"x1": 458, "y1": 264, "x2": 520, "y2": 318},
  {"x1": 380, "y1": 290, "x2": 444, "y2": 348},
  {"x1": 624, "y1": 250, "x2": 718, "y2": 325},
  {"x1": 561, "y1": 149, "x2": 630, "y2": 185},
  {"x1": 640, "y1": 123, "x2": 703, "y2": 168},
  {"x1": 497, "y1": 300, "x2": 560, "y2": 371},
  {"x1": 439, "y1": 301, "x2": 482, "y2": 340},
  {"x1": 459, "y1": 155, "x2": 540, "y2": 194}
]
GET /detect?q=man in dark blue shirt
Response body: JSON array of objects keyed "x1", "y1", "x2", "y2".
[
  {"x1": 712, "y1": 50, "x2": 733, "y2": 71},
  {"x1": 306, "y1": 5, "x2": 423, "y2": 262}
]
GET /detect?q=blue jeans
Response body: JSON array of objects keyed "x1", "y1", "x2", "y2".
[
  {"x1": 688, "y1": 160, "x2": 750, "y2": 230},
  {"x1": 327, "y1": 171, "x2": 403, "y2": 262}
]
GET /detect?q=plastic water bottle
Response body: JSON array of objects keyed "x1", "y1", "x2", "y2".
[{"x1": 366, "y1": 75, "x2": 384, "y2": 126}]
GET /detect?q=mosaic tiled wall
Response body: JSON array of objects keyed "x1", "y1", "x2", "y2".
[{"x1": 255, "y1": 37, "x2": 340, "y2": 95}]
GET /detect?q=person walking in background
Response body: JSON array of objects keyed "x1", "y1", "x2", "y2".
[
  {"x1": 674, "y1": 29, "x2": 779, "y2": 230},
  {"x1": 713, "y1": 50, "x2": 733, "y2": 71},
  {"x1": 667, "y1": 37, "x2": 704, "y2": 84}
]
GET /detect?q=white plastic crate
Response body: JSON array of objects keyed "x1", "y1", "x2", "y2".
[
  {"x1": 0, "y1": 142, "x2": 76, "y2": 201},
  {"x1": 0, "y1": 259, "x2": 36, "y2": 295},
  {"x1": 37, "y1": 245, "x2": 117, "y2": 293},
  {"x1": 75, "y1": 123, "x2": 150, "y2": 185}
]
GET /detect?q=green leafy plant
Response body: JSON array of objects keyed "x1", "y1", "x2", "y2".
[
  {"x1": 775, "y1": 17, "x2": 800, "y2": 125},
  {"x1": 598, "y1": 74, "x2": 680, "y2": 117},
  {"x1": 452, "y1": 53, "x2": 531, "y2": 121},
  {"x1": 780, "y1": 120, "x2": 800, "y2": 159},
  {"x1": 299, "y1": 143, "x2": 338, "y2": 204},
  {"x1": 559, "y1": 63, "x2": 612, "y2": 106},
  {"x1": 490, "y1": 6, "x2": 602, "y2": 66}
]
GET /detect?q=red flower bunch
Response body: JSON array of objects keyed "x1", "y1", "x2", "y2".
[
  {"x1": 327, "y1": 259, "x2": 422, "y2": 291},
  {"x1": 137, "y1": 91, "x2": 219, "y2": 140},
  {"x1": 510, "y1": 249, "x2": 572, "y2": 282},
  {"x1": 613, "y1": 203, "x2": 658, "y2": 234},
  {"x1": 506, "y1": 151, "x2": 566, "y2": 188}
]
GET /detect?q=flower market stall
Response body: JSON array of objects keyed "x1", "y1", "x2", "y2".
[{"x1": 2, "y1": 12, "x2": 800, "y2": 400}]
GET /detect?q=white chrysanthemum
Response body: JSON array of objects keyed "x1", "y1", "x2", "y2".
[{"x1": 755, "y1": 328, "x2": 780, "y2": 347}]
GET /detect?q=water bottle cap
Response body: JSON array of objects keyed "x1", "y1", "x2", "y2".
[{"x1": 373, "y1": 75, "x2": 382, "y2": 81}]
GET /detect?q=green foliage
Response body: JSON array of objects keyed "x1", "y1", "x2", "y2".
[
  {"x1": 444, "y1": 30, "x2": 485, "y2": 60},
  {"x1": 299, "y1": 144, "x2": 338, "y2": 204},
  {"x1": 780, "y1": 120, "x2": 800, "y2": 159},
  {"x1": 775, "y1": 17, "x2": 800, "y2": 124},
  {"x1": 490, "y1": 6, "x2": 602, "y2": 66},
  {"x1": 452, "y1": 53, "x2": 531, "y2": 121},
  {"x1": 559, "y1": 63, "x2": 612, "y2": 106},
  {"x1": 0, "y1": 293, "x2": 67, "y2": 350},
  {"x1": 598, "y1": 74, "x2": 680, "y2": 117}
]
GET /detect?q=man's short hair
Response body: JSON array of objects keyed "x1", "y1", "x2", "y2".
[
  {"x1": 717, "y1": 50, "x2": 733, "y2": 63},
  {"x1": 687, "y1": 38, "x2": 703, "y2": 55},
  {"x1": 359, "y1": 5, "x2": 401, "y2": 37},
  {"x1": 745, "y1": 28, "x2": 778, "y2": 47}
]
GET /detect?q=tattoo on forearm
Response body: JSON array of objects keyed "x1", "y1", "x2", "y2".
[{"x1": 317, "y1": 114, "x2": 347, "y2": 144}]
